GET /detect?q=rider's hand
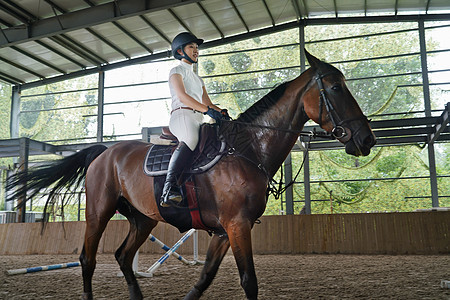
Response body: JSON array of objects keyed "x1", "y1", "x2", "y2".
[
  {"x1": 220, "y1": 109, "x2": 232, "y2": 120},
  {"x1": 204, "y1": 107, "x2": 224, "y2": 123}
]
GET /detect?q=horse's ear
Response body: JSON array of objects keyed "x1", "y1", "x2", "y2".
[{"x1": 304, "y1": 49, "x2": 321, "y2": 69}]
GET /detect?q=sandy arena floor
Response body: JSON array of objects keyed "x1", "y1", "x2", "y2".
[{"x1": 1, "y1": 254, "x2": 449, "y2": 299}]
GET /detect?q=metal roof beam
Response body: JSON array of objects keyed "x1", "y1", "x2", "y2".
[
  {"x1": 168, "y1": 8, "x2": 193, "y2": 34},
  {"x1": 425, "y1": 0, "x2": 431, "y2": 13},
  {"x1": 11, "y1": 45, "x2": 65, "y2": 74},
  {"x1": 0, "y1": 55, "x2": 44, "y2": 79},
  {"x1": 261, "y1": 0, "x2": 275, "y2": 26},
  {"x1": 112, "y1": 21, "x2": 153, "y2": 54},
  {"x1": 0, "y1": 17, "x2": 13, "y2": 27},
  {"x1": 301, "y1": 0, "x2": 309, "y2": 17},
  {"x1": 229, "y1": 0, "x2": 249, "y2": 32},
  {"x1": 59, "y1": 34, "x2": 108, "y2": 65},
  {"x1": 197, "y1": 2, "x2": 224, "y2": 38},
  {"x1": 43, "y1": 0, "x2": 66, "y2": 15},
  {"x1": 86, "y1": 27, "x2": 130, "y2": 59},
  {"x1": 0, "y1": 2, "x2": 31, "y2": 24},
  {"x1": 333, "y1": 0, "x2": 338, "y2": 18},
  {"x1": 139, "y1": 15, "x2": 171, "y2": 45},
  {"x1": 0, "y1": 0, "x2": 202, "y2": 48},
  {"x1": 19, "y1": 50, "x2": 171, "y2": 90},
  {"x1": 49, "y1": 36, "x2": 102, "y2": 66},
  {"x1": 0, "y1": 71, "x2": 23, "y2": 84},
  {"x1": 83, "y1": 0, "x2": 96, "y2": 6},
  {"x1": 291, "y1": 0, "x2": 302, "y2": 21},
  {"x1": 80, "y1": 1, "x2": 131, "y2": 59},
  {"x1": 35, "y1": 40, "x2": 87, "y2": 68},
  {"x1": 3, "y1": 0, "x2": 36, "y2": 21}
]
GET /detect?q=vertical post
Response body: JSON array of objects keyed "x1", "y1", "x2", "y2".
[
  {"x1": 10, "y1": 85, "x2": 21, "y2": 138},
  {"x1": 18, "y1": 137, "x2": 29, "y2": 223},
  {"x1": 299, "y1": 24, "x2": 311, "y2": 214},
  {"x1": 303, "y1": 149, "x2": 311, "y2": 214},
  {"x1": 77, "y1": 196, "x2": 81, "y2": 221},
  {"x1": 299, "y1": 25, "x2": 306, "y2": 71},
  {"x1": 284, "y1": 155, "x2": 294, "y2": 214},
  {"x1": 193, "y1": 230, "x2": 199, "y2": 262},
  {"x1": 418, "y1": 20, "x2": 439, "y2": 207},
  {"x1": 97, "y1": 71, "x2": 105, "y2": 143}
]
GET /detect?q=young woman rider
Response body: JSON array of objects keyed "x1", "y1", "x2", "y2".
[{"x1": 160, "y1": 32, "x2": 230, "y2": 207}]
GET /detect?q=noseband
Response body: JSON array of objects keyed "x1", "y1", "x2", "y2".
[{"x1": 314, "y1": 72, "x2": 367, "y2": 143}]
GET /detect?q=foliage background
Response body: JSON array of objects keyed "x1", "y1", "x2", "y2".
[
  {"x1": 0, "y1": 21, "x2": 449, "y2": 218},
  {"x1": 198, "y1": 22, "x2": 450, "y2": 215}
]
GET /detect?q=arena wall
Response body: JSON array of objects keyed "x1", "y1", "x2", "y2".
[{"x1": 0, "y1": 212, "x2": 448, "y2": 255}]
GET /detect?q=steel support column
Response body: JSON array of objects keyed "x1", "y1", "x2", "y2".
[
  {"x1": 10, "y1": 85, "x2": 20, "y2": 138},
  {"x1": 299, "y1": 24, "x2": 312, "y2": 214},
  {"x1": 303, "y1": 150, "x2": 311, "y2": 214},
  {"x1": 284, "y1": 154, "x2": 294, "y2": 214},
  {"x1": 97, "y1": 71, "x2": 105, "y2": 142},
  {"x1": 18, "y1": 137, "x2": 29, "y2": 222},
  {"x1": 419, "y1": 20, "x2": 439, "y2": 207}
]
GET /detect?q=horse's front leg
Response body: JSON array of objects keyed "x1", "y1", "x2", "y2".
[
  {"x1": 226, "y1": 218, "x2": 258, "y2": 300},
  {"x1": 184, "y1": 233, "x2": 230, "y2": 300}
]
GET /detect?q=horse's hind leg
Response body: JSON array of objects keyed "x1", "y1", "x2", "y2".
[
  {"x1": 80, "y1": 210, "x2": 116, "y2": 300},
  {"x1": 115, "y1": 198, "x2": 158, "y2": 300},
  {"x1": 184, "y1": 234, "x2": 230, "y2": 300}
]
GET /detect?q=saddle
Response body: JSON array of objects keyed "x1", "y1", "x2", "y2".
[{"x1": 143, "y1": 124, "x2": 227, "y2": 176}]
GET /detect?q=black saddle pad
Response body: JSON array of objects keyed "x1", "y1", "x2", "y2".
[{"x1": 143, "y1": 124, "x2": 227, "y2": 176}]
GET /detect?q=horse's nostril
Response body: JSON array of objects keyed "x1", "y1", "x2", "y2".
[{"x1": 364, "y1": 134, "x2": 376, "y2": 147}]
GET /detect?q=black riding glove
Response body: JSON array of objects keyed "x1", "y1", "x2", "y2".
[
  {"x1": 204, "y1": 107, "x2": 224, "y2": 123},
  {"x1": 220, "y1": 109, "x2": 232, "y2": 120}
]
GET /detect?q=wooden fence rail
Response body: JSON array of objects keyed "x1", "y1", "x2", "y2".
[{"x1": 0, "y1": 212, "x2": 448, "y2": 255}]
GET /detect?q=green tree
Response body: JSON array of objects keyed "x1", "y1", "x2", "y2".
[{"x1": 20, "y1": 74, "x2": 98, "y2": 143}]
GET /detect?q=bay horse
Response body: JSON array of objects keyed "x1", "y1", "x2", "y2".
[{"x1": 6, "y1": 51, "x2": 376, "y2": 300}]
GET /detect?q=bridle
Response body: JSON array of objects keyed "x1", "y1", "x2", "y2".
[{"x1": 314, "y1": 71, "x2": 368, "y2": 143}]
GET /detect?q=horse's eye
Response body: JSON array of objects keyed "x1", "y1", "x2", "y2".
[{"x1": 331, "y1": 85, "x2": 341, "y2": 92}]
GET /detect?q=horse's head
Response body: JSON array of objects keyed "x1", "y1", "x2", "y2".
[{"x1": 302, "y1": 50, "x2": 376, "y2": 156}]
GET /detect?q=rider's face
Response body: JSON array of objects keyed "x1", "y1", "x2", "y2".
[{"x1": 179, "y1": 42, "x2": 199, "y2": 63}]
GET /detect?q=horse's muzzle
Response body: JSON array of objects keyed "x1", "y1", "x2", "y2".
[{"x1": 344, "y1": 129, "x2": 376, "y2": 157}]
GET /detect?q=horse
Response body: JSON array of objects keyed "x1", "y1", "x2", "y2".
[{"x1": 6, "y1": 51, "x2": 376, "y2": 300}]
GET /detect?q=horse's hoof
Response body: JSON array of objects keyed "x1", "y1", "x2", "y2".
[
  {"x1": 183, "y1": 287, "x2": 201, "y2": 300},
  {"x1": 82, "y1": 292, "x2": 93, "y2": 300}
]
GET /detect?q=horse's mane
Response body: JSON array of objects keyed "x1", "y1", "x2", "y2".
[
  {"x1": 236, "y1": 82, "x2": 288, "y2": 123},
  {"x1": 233, "y1": 60, "x2": 342, "y2": 126}
]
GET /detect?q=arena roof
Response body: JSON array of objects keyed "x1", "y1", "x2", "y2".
[{"x1": 0, "y1": 0, "x2": 450, "y2": 88}]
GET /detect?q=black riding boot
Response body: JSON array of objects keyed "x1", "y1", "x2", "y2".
[{"x1": 160, "y1": 142, "x2": 194, "y2": 207}]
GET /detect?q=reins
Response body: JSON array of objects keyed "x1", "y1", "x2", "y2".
[
  {"x1": 220, "y1": 118, "x2": 319, "y2": 201},
  {"x1": 221, "y1": 119, "x2": 335, "y2": 139},
  {"x1": 266, "y1": 135, "x2": 312, "y2": 200}
]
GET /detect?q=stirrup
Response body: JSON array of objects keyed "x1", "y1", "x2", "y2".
[{"x1": 160, "y1": 188, "x2": 183, "y2": 208}]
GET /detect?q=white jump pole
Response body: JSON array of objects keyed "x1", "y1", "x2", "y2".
[
  {"x1": 7, "y1": 262, "x2": 80, "y2": 276},
  {"x1": 148, "y1": 233, "x2": 191, "y2": 265},
  {"x1": 136, "y1": 228, "x2": 196, "y2": 277},
  {"x1": 122, "y1": 229, "x2": 205, "y2": 277}
]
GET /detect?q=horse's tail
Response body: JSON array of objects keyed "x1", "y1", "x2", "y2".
[{"x1": 5, "y1": 145, "x2": 108, "y2": 220}]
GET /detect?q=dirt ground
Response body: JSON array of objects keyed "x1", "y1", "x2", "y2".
[{"x1": 1, "y1": 253, "x2": 449, "y2": 300}]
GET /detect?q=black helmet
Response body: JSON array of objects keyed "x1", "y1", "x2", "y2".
[{"x1": 171, "y1": 32, "x2": 203, "y2": 62}]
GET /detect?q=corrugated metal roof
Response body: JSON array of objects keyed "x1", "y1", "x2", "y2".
[{"x1": 0, "y1": 0, "x2": 449, "y2": 87}]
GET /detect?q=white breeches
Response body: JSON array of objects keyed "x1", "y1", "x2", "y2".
[{"x1": 169, "y1": 109, "x2": 204, "y2": 151}]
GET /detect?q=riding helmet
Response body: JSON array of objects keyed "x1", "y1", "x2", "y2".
[{"x1": 171, "y1": 32, "x2": 204, "y2": 62}]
